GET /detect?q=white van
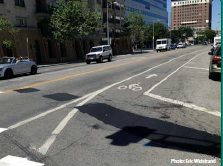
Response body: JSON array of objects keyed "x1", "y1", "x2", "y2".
[
  {"x1": 156, "y1": 38, "x2": 171, "y2": 52},
  {"x1": 214, "y1": 36, "x2": 221, "y2": 48},
  {"x1": 85, "y1": 45, "x2": 113, "y2": 64}
]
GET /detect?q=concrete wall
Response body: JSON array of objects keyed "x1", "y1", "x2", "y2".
[{"x1": 0, "y1": 0, "x2": 37, "y2": 28}]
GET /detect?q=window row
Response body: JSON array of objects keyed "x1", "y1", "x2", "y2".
[{"x1": 0, "y1": 0, "x2": 25, "y2": 7}]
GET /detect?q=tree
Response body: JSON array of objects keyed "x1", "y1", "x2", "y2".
[
  {"x1": 204, "y1": 29, "x2": 216, "y2": 42},
  {"x1": 179, "y1": 28, "x2": 193, "y2": 38},
  {"x1": 50, "y1": 0, "x2": 102, "y2": 43},
  {"x1": 197, "y1": 31, "x2": 205, "y2": 42},
  {"x1": 0, "y1": 17, "x2": 20, "y2": 53},
  {"x1": 145, "y1": 23, "x2": 167, "y2": 46},
  {"x1": 168, "y1": 30, "x2": 181, "y2": 43},
  {"x1": 125, "y1": 12, "x2": 147, "y2": 50}
]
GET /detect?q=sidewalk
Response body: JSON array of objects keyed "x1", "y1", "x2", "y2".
[{"x1": 38, "y1": 49, "x2": 153, "y2": 68}]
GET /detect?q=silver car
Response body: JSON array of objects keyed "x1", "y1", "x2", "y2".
[
  {"x1": 86, "y1": 45, "x2": 113, "y2": 64},
  {"x1": 0, "y1": 57, "x2": 37, "y2": 79},
  {"x1": 208, "y1": 45, "x2": 221, "y2": 79}
]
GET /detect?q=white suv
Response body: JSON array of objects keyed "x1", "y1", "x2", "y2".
[{"x1": 86, "y1": 45, "x2": 113, "y2": 64}]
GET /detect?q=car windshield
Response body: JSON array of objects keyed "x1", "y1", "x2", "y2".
[
  {"x1": 91, "y1": 47, "x2": 102, "y2": 52},
  {"x1": 162, "y1": 41, "x2": 167, "y2": 44},
  {"x1": 157, "y1": 41, "x2": 161, "y2": 44},
  {"x1": 0, "y1": 58, "x2": 13, "y2": 64}
]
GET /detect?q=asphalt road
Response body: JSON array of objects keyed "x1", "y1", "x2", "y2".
[{"x1": 0, "y1": 45, "x2": 221, "y2": 166}]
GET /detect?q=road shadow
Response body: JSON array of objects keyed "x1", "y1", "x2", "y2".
[
  {"x1": 0, "y1": 73, "x2": 41, "y2": 81},
  {"x1": 78, "y1": 103, "x2": 221, "y2": 158},
  {"x1": 210, "y1": 74, "x2": 221, "y2": 82},
  {"x1": 43, "y1": 93, "x2": 78, "y2": 101}
]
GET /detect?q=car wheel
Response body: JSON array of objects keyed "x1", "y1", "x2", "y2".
[
  {"x1": 30, "y1": 65, "x2": 37, "y2": 75},
  {"x1": 108, "y1": 55, "x2": 112, "y2": 62},
  {"x1": 86, "y1": 61, "x2": 91, "y2": 64},
  {"x1": 209, "y1": 67, "x2": 215, "y2": 79},
  {"x1": 209, "y1": 73, "x2": 214, "y2": 79},
  {"x1": 100, "y1": 56, "x2": 103, "y2": 63},
  {"x1": 4, "y1": 69, "x2": 13, "y2": 79},
  {"x1": 157, "y1": 50, "x2": 158, "y2": 53}
]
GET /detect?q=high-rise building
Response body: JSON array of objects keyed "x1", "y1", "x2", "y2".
[
  {"x1": 171, "y1": 0, "x2": 212, "y2": 31},
  {"x1": 124, "y1": 0, "x2": 168, "y2": 27}
]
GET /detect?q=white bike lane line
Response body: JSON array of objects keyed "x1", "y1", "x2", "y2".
[
  {"x1": 143, "y1": 49, "x2": 220, "y2": 117},
  {"x1": 35, "y1": 50, "x2": 205, "y2": 155},
  {"x1": 0, "y1": 49, "x2": 202, "y2": 157}
]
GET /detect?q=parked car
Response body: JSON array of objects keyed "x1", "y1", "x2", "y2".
[
  {"x1": 208, "y1": 45, "x2": 221, "y2": 79},
  {"x1": 170, "y1": 44, "x2": 176, "y2": 50},
  {"x1": 0, "y1": 57, "x2": 37, "y2": 79},
  {"x1": 86, "y1": 45, "x2": 113, "y2": 64},
  {"x1": 177, "y1": 43, "x2": 184, "y2": 48},
  {"x1": 202, "y1": 41, "x2": 208, "y2": 45}
]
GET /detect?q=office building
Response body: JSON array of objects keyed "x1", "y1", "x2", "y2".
[
  {"x1": 124, "y1": 0, "x2": 168, "y2": 27},
  {"x1": 171, "y1": 0, "x2": 212, "y2": 31}
]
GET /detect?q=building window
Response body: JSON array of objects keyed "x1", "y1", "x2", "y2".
[
  {"x1": 15, "y1": 0, "x2": 25, "y2": 7},
  {"x1": 0, "y1": 0, "x2": 4, "y2": 3},
  {"x1": 16, "y1": 18, "x2": 27, "y2": 27}
]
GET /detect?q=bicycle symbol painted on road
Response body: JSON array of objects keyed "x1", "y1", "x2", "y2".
[{"x1": 118, "y1": 83, "x2": 142, "y2": 91}]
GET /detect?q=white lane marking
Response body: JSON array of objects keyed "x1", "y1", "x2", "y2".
[
  {"x1": 0, "y1": 91, "x2": 4, "y2": 94},
  {"x1": 0, "y1": 155, "x2": 44, "y2": 166},
  {"x1": 38, "y1": 108, "x2": 78, "y2": 155},
  {"x1": 8, "y1": 49, "x2": 202, "y2": 129},
  {"x1": 184, "y1": 66, "x2": 209, "y2": 71},
  {"x1": 146, "y1": 93, "x2": 221, "y2": 117},
  {"x1": 118, "y1": 85, "x2": 128, "y2": 90},
  {"x1": 0, "y1": 47, "x2": 197, "y2": 85},
  {"x1": 8, "y1": 94, "x2": 91, "y2": 130},
  {"x1": 76, "y1": 50, "x2": 202, "y2": 107},
  {"x1": 144, "y1": 50, "x2": 208, "y2": 95},
  {"x1": 118, "y1": 83, "x2": 142, "y2": 91},
  {"x1": 0, "y1": 128, "x2": 7, "y2": 133},
  {"x1": 146, "y1": 74, "x2": 157, "y2": 79}
]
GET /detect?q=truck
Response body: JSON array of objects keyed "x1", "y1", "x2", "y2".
[
  {"x1": 156, "y1": 38, "x2": 171, "y2": 52},
  {"x1": 213, "y1": 36, "x2": 221, "y2": 48}
]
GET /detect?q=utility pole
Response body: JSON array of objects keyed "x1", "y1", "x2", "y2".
[
  {"x1": 26, "y1": 37, "x2": 29, "y2": 58},
  {"x1": 107, "y1": 2, "x2": 110, "y2": 45},
  {"x1": 153, "y1": 22, "x2": 154, "y2": 51}
]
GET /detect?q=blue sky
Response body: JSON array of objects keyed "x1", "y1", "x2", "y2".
[{"x1": 167, "y1": 0, "x2": 221, "y2": 30}]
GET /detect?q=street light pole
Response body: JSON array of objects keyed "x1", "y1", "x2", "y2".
[
  {"x1": 153, "y1": 21, "x2": 154, "y2": 51},
  {"x1": 153, "y1": 20, "x2": 160, "y2": 51},
  {"x1": 107, "y1": 2, "x2": 110, "y2": 45},
  {"x1": 120, "y1": 3, "x2": 122, "y2": 32}
]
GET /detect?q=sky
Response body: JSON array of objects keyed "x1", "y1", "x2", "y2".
[{"x1": 167, "y1": 0, "x2": 221, "y2": 30}]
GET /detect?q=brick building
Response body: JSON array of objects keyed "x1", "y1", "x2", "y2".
[{"x1": 171, "y1": 0, "x2": 212, "y2": 31}]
